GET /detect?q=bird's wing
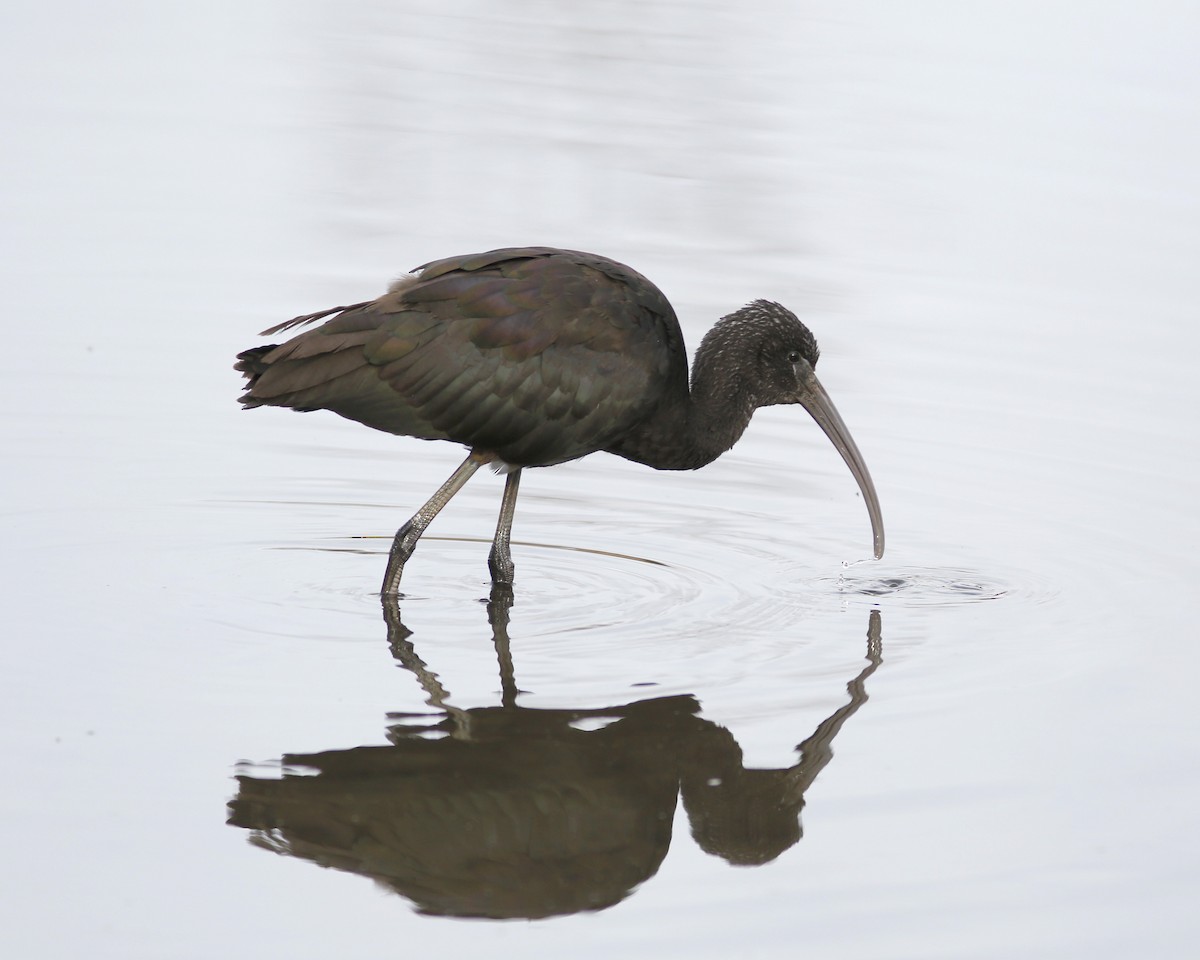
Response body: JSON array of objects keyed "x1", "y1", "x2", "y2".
[
  {"x1": 359, "y1": 248, "x2": 688, "y2": 466},
  {"x1": 238, "y1": 249, "x2": 689, "y2": 467}
]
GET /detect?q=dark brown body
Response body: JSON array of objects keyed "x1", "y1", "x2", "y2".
[{"x1": 237, "y1": 247, "x2": 691, "y2": 469}]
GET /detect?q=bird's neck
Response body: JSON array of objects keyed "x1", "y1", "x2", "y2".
[
  {"x1": 682, "y1": 344, "x2": 760, "y2": 467},
  {"x1": 607, "y1": 337, "x2": 758, "y2": 471}
]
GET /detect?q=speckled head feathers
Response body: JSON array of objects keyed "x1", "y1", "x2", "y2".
[{"x1": 723, "y1": 300, "x2": 820, "y2": 367}]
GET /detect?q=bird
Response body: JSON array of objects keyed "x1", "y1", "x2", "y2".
[{"x1": 235, "y1": 246, "x2": 884, "y2": 594}]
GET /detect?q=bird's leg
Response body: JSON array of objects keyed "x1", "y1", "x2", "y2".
[
  {"x1": 381, "y1": 453, "x2": 487, "y2": 595},
  {"x1": 487, "y1": 468, "x2": 522, "y2": 585}
]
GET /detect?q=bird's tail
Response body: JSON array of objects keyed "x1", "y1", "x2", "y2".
[{"x1": 234, "y1": 345, "x2": 278, "y2": 407}]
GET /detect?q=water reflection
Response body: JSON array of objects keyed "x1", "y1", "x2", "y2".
[{"x1": 228, "y1": 599, "x2": 883, "y2": 919}]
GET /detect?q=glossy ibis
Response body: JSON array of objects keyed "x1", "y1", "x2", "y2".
[{"x1": 236, "y1": 247, "x2": 884, "y2": 593}]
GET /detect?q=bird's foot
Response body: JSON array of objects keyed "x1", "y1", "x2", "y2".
[
  {"x1": 487, "y1": 545, "x2": 515, "y2": 586},
  {"x1": 382, "y1": 520, "x2": 421, "y2": 595}
]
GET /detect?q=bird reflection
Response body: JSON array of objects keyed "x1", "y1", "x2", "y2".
[{"x1": 228, "y1": 596, "x2": 882, "y2": 919}]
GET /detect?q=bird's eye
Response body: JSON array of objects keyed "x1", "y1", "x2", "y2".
[{"x1": 787, "y1": 350, "x2": 802, "y2": 364}]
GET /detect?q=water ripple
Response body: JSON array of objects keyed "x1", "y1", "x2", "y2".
[
  {"x1": 294, "y1": 528, "x2": 1059, "y2": 627},
  {"x1": 808, "y1": 567, "x2": 1030, "y2": 608}
]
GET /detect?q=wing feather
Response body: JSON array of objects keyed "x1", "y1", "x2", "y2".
[{"x1": 236, "y1": 248, "x2": 688, "y2": 466}]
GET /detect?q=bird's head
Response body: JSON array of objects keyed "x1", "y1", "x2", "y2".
[
  {"x1": 730, "y1": 300, "x2": 823, "y2": 407},
  {"x1": 709, "y1": 300, "x2": 885, "y2": 560}
]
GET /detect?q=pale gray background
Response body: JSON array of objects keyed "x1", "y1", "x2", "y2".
[{"x1": 2, "y1": 2, "x2": 1197, "y2": 957}]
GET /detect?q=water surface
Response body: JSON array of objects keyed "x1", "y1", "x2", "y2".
[{"x1": 2, "y1": 2, "x2": 1198, "y2": 958}]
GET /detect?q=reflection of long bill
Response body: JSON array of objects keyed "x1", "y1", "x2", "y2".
[{"x1": 799, "y1": 372, "x2": 886, "y2": 560}]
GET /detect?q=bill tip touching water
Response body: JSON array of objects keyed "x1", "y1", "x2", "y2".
[{"x1": 235, "y1": 246, "x2": 884, "y2": 592}]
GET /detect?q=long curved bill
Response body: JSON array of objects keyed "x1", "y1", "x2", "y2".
[{"x1": 798, "y1": 372, "x2": 885, "y2": 559}]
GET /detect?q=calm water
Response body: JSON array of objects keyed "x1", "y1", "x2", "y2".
[{"x1": 3, "y1": 2, "x2": 1198, "y2": 958}]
